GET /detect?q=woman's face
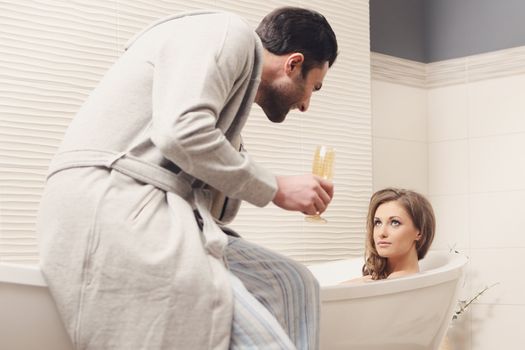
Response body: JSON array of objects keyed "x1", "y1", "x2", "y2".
[{"x1": 373, "y1": 200, "x2": 420, "y2": 259}]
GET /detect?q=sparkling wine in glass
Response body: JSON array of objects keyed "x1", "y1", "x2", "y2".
[{"x1": 305, "y1": 145, "x2": 335, "y2": 223}]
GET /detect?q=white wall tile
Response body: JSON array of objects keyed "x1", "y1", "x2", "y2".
[
  {"x1": 470, "y1": 304, "x2": 525, "y2": 350},
  {"x1": 468, "y1": 74, "x2": 525, "y2": 138},
  {"x1": 428, "y1": 140, "x2": 469, "y2": 196},
  {"x1": 427, "y1": 84, "x2": 469, "y2": 142},
  {"x1": 429, "y1": 195, "x2": 469, "y2": 251},
  {"x1": 372, "y1": 137, "x2": 427, "y2": 194},
  {"x1": 468, "y1": 248, "x2": 525, "y2": 305},
  {"x1": 469, "y1": 133, "x2": 525, "y2": 193},
  {"x1": 371, "y1": 80, "x2": 427, "y2": 142},
  {"x1": 469, "y1": 191, "x2": 525, "y2": 249}
]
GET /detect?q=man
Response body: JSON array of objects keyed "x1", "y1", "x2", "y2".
[{"x1": 37, "y1": 7, "x2": 338, "y2": 350}]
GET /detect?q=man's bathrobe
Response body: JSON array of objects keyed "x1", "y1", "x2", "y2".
[{"x1": 37, "y1": 11, "x2": 277, "y2": 349}]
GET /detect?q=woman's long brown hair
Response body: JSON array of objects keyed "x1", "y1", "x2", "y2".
[{"x1": 362, "y1": 188, "x2": 435, "y2": 280}]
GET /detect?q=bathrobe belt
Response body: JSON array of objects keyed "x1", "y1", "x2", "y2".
[{"x1": 47, "y1": 149, "x2": 228, "y2": 260}]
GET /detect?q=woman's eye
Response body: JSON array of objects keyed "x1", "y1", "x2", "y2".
[
  {"x1": 391, "y1": 220, "x2": 401, "y2": 227},
  {"x1": 373, "y1": 220, "x2": 382, "y2": 227}
]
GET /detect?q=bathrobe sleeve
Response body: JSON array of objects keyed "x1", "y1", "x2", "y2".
[{"x1": 150, "y1": 14, "x2": 277, "y2": 207}]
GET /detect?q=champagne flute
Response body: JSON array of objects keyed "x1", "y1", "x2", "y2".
[{"x1": 305, "y1": 145, "x2": 335, "y2": 223}]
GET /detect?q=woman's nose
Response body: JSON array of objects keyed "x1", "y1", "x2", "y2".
[{"x1": 377, "y1": 226, "x2": 388, "y2": 238}]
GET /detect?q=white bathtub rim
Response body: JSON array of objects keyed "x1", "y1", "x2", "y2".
[
  {"x1": 0, "y1": 263, "x2": 47, "y2": 287},
  {"x1": 316, "y1": 252, "x2": 468, "y2": 301},
  {"x1": 1, "y1": 251, "x2": 468, "y2": 294}
]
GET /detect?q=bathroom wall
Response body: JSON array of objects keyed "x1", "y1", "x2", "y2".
[
  {"x1": 424, "y1": 0, "x2": 525, "y2": 62},
  {"x1": 0, "y1": 0, "x2": 372, "y2": 264},
  {"x1": 370, "y1": 0, "x2": 426, "y2": 62},
  {"x1": 371, "y1": 0, "x2": 525, "y2": 63},
  {"x1": 371, "y1": 46, "x2": 525, "y2": 350},
  {"x1": 428, "y1": 47, "x2": 525, "y2": 350},
  {"x1": 371, "y1": 53, "x2": 428, "y2": 194}
]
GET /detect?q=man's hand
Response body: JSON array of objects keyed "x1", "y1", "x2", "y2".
[{"x1": 272, "y1": 175, "x2": 334, "y2": 215}]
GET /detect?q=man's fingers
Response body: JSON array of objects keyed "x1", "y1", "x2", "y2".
[
  {"x1": 303, "y1": 203, "x2": 318, "y2": 216},
  {"x1": 318, "y1": 177, "x2": 334, "y2": 199},
  {"x1": 312, "y1": 176, "x2": 333, "y2": 208},
  {"x1": 315, "y1": 185, "x2": 331, "y2": 207},
  {"x1": 273, "y1": 174, "x2": 334, "y2": 214},
  {"x1": 313, "y1": 194, "x2": 326, "y2": 214}
]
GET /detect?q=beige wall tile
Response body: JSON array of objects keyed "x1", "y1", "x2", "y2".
[
  {"x1": 429, "y1": 140, "x2": 469, "y2": 196},
  {"x1": 469, "y1": 191, "x2": 525, "y2": 249},
  {"x1": 428, "y1": 84, "x2": 469, "y2": 142},
  {"x1": 468, "y1": 248, "x2": 525, "y2": 305},
  {"x1": 468, "y1": 74, "x2": 525, "y2": 138},
  {"x1": 470, "y1": 304, "x2": 525, "y2": 350},
  {"x1": 372, "y1": 80, "x2": 427, "y2": 141},
  {"x1": 429, "y1": 195, "x2": 469, "y2": 251},
  {"x1": 469, "y1": 133, "x2": 525, "y2": 193},
  {"x1": 372, "y1": 137, "x2": 428, "y2": 194}
]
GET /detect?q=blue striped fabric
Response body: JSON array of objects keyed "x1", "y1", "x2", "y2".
[
  {"x1": 229, "y1": 274, "x2": 295, "y2": 349},
  {"x1": 226, "y1": 236, "x2": 320, "y2": 350}
]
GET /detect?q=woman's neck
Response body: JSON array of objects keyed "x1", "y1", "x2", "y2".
[{"x1": 387, "y1": 250, "x2": 420, "y2": 278}]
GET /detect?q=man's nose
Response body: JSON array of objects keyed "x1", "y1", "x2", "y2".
[{"x1": 298, "y1": 96, "x2": 311, "y2": 112}]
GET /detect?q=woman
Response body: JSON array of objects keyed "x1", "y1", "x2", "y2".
[{"x1": 347, "y1": 188, "x2": 435, "y2": 282}]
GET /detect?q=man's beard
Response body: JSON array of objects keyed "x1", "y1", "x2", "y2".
[{"x1": 257, "y1": 76, "x2": 306, "y2": 123}]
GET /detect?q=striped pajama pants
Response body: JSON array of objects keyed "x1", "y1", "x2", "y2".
[{"x1": 225, "y1": 236, "x2": 319, "y2": 350}]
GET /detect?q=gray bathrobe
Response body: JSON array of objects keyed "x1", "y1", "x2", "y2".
[{"x1": 37, "y1": 11, "x2": 277, "y2": 349}]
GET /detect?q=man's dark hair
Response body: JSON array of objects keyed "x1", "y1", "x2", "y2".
[{"x1": 256, "y1": 7, "x2": 338, "y2": 77}]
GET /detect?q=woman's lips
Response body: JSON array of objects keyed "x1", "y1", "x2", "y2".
[{"x1": 376, "y1": 241, "x2": 391, "y2": 247}]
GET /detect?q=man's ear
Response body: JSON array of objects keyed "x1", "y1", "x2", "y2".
[{"x1": 284, "y1": 53, "x2": 304, "y2": 75}]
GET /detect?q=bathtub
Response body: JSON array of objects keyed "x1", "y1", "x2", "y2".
[
  {"x1": 307, "y1": 251, "x2": 468, "y2": 350},
  {"x1": 0, "y1": 251, "x2": 466, "y2": 350},
  {"x1": 0, "y1": 263, "x2": 73, "y2": 350}
]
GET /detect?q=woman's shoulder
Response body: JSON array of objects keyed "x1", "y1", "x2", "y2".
[{"x1": 340, "y1": 275, "x2": 373, "y2": 285}]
